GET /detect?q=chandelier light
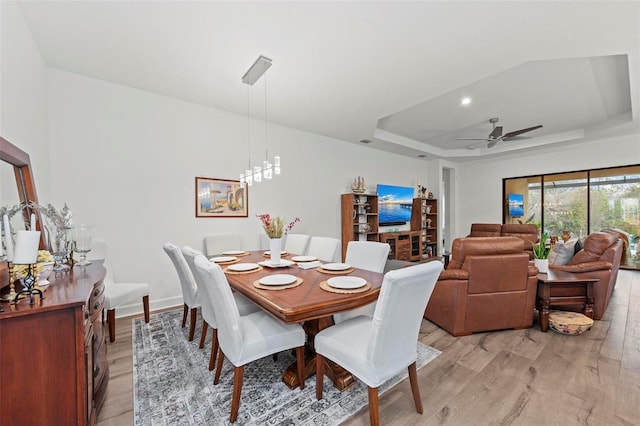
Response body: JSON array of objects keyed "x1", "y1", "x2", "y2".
[{"x1": 239, "y1": 55, "x2": 280, "y2": 188}]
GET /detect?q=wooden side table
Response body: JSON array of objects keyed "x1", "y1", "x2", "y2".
[{"x1": 536, "y1": 270, "x2": 598, "y2": 332}]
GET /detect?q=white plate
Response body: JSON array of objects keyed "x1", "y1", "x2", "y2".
[
  {"x1": 223, "y1": 250, "x2": 245, "y2": 255},
  {"x1": 327, "y1": 276, "x2": 367, "y2": 289},
  {"x1": 259, "y1": 259, "x2": 295, "y2": 268},
  {"x1": 210, "y1": 256, "x2": 237, "y2": 263},
  {"x1": 227, "y1": 263, "x2": 260, "y2": 272},
  {"x1": 259, "y1": 274, "x2": 297, "y2": 286},
  {"x1": 292, "y1": 255, "x2": 317, "y2": 262},
  {"x1": 321, "y1": 263, "x2": 351, "y2": 271}
]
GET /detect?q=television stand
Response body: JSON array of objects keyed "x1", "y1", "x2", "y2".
[{"x1": 379, "y1": 231, "x2": 422, "y2": 261}]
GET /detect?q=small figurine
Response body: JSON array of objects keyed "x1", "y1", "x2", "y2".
[
  {"x1": 352, "y1": 176, "x2": 367, "y2": 194},
  {"x1": 418, "y1": 185, "x2": 427, "y2": 198},
  {"x1": 427, "y1": 191, "x2": 434, "y2": 199}
]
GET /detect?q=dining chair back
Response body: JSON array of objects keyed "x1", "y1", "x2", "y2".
[
  {"x1": 315, "y1": 261, "x2": 443, "y2": 426},
  {"x1": 333, "y1": 240, "x2": 390, "y2": 323},
  {"x1": 203, "y1": 234, "x2": 242, "y2": 257},
  {"x1": 306, "y1": 236, "x2": 340, "y2": 262},
  {"x1": 193, "y1": 254, "x2": 306, "y2": 423},
  {"x1": 163, "y1": 242, "x2": 201, "y2": 341},
  {"x1": 88, "y1": 241, "x2": 150, "y2": 342},
  {"x1": 182, "y1": 245, "x2": 260, "y2": 371},
  {"x1": 284, "y1": 233, "x2": 311, "y2": 255}
]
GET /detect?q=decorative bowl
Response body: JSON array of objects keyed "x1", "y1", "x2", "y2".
[
  {"x1": 548, "y1": 310, "x2": 594, "y2": 335},
  {"x1": 38, "y1": 261, "x2": 55, "y2": 285}
]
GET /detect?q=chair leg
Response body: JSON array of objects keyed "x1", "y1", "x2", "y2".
[
  {"x1": 182, "y1": 303, "x2": 188, "y2": 328},
  {"x1": 188, "y1": 307, "x2": 197, "y2": 341},
  {"x1": 213, "y1": 348, "x2": 224, "y2": 385},
  {"x1": 230, "y1": 365, "x2": 244, "y2": 423},
  {"x1": 142, "y1": 295, "x2": 150, "y2": 323},
  {"x1": 107, "y1": 308, "x2": 116, "y2": 342},
  {"x1": 209, "y1": 328, "x2": 219, "y2": 372},
  {"x1": 408, "y1": 362, "x2": 423, "y2": 414},
  {"x1": 199, "y1": 321, "x2": 209, "y2": 349},
  {"x1": 316, "y1": 353, "x2": 324, "y2": 400},
  {"x1": 368, "y1": 386, "x2": 380, "y2": 426},
  {"x1": 296, "y1": 346, "x2": 305, "y2": 390}
]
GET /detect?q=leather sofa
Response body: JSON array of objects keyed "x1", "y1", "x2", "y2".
[
  {"x1": 468, "y1": 223, "x2": 538, "y2": 259},
  {"x1": 424, "y1": 236, "x2": 538, "y2": 336},
  {"x1": 548, "y1": 231, "x2": 623, "y2": 320}
]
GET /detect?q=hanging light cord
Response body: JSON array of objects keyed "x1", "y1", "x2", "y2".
[
  {"x1": 264, "y1": 73, "x2": 269, "y2": 160},
  {"x1": 247, "y1": 84, "x2": 251, "y2": 169}
]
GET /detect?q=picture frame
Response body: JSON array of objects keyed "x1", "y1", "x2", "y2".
[{"x1": 195, "y1": 177, "x2": 248, "y2": 218}]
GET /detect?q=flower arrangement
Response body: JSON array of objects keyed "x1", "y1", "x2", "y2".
[{"x1": 257, "y1": 214, "x2": 300, "y2": 239}]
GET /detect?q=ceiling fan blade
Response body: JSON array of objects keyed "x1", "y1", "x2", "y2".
[
  {"x1": 487, "y1": 139, "x2": 499, "y2": 148},
  {"x1": 503, "y1": 125, "x2": 543, "y2": 139},
  {"x1": 456, "y1": 137, "x2": 491, "y2": 141},
  {"x1": 489, "y1": 126, "x2": 503, "y2": 139}
]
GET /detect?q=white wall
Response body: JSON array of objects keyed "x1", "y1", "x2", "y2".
[
  {"x1": 454, "y1": 134, "x2": 640, "y2": 241},
  {"x1": 47, "y1": 69, "x2": 431, "y2": 315},
  {"x1": 0, "y1": 0, "x2": 50, "y2": 203}
]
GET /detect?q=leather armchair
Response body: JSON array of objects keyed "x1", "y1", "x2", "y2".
[
  {"x1": 424, "y1": 236, "x2": 538, "y2": 336},
  {"x1": 468, "y1": 223, "x2": 538, "y2": 259},
  {"x1": 468, "y1": 223, "x2": 502, "y2": 237},
  {"x1": 548, "y1": 232, "x2": 623, "y2": 320}
]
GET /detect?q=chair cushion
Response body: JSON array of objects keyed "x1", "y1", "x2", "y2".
[
  {"x1": 105, "y1": 282, "x2": 149, "y2": 310},
  {"x1": 548, "y1": 310, "x2": 594, "y2": 335}
]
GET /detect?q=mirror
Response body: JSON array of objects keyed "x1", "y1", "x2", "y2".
[{"x1": 1, "y1": 136, "x2": 42, "y2": 290}]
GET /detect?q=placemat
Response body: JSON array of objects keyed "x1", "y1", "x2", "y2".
[
  {"x1": 316, "y1": 267, "x2": 355, "y2": 275},
  {"x1": 211, "y1": 258, "x2": 240, "y2": 266},
  {"x1": 263, "y1": 252, "x2": 290, "y2": 258},
  {"x1": 319, "y1": 280, "x2": 371, "y2": 294},
  {"x1": 223, "y1": 265, "x2": 264, "y2": 275},
  {"x1": 252, "y1": 277, "x2": 303, "y2": 290}
]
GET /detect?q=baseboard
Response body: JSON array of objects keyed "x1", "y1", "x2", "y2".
[{"x1": 113, "y1": 295, "x2": 183, "y2": 319}]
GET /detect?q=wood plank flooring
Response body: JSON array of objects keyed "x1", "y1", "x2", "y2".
[{"x1": 97, "y1": 270, "x2": 639, "y2": 425}]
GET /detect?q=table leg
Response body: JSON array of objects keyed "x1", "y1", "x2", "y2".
[
  {"x1": 282, "y1": 316, "x2": 357, "y2": 391},
  {"x1": 537, "y1": 282, "x2": 550, "y2": 332},
  {"x1": 583, "y1": 281, "x2": 594, "y2": 318}
]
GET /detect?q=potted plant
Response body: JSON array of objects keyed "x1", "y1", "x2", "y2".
[{"x1": 533, "y1": 233, "x2": 551, "y2": 273}]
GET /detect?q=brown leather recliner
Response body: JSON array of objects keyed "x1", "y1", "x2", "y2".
[
  {"x1": 548, "y1": 231, "x2": 623, "y2": 320},
  {"x1": 468, "y1": 223, "x2": 539, "y2": 259},
  {"x1": 424, "y1": 237, "x2": 538, "y2": 336}
]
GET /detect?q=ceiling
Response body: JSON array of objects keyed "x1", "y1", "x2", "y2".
[{"x1": 15, "y1": 1, "x2": 640, "y2": 161}]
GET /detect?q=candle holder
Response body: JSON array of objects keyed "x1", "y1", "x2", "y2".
[{"x1": 13, "y1": 263, "x2": 43, "y2": 305}]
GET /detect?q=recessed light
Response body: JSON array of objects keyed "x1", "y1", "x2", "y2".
[
  {"x1": 461, "y1": 97, "x2": 471, "y2": 106},
  {"x1": 359, "y1": 139, "x2": 372, "y2": 144},
  {"x1": 418, "y1": 154, "x2": 427, "y2": 158}
]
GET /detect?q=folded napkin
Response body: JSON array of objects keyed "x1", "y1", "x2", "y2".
[{"x1": 297, "y1": 261, "x2": 322, "y2": 270}]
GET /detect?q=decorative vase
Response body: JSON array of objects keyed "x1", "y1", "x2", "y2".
[
  {"x1": 269, "y1": 238, "x2": 282, "y2": 265},
  {"x1": 47, "y1": 226, "x2": 71, "y2": 271},
  {"x1": 534, "y1": 258, "x2": 549, "y2": 273}
]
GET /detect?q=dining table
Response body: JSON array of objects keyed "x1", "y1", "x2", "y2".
[{"x1": 216, "y1": 249, "x2": 385, "y2": 391}]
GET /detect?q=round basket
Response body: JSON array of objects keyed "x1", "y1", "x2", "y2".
[{"x1": 548, "y1": 310, "x2": 594, "y2": 335}]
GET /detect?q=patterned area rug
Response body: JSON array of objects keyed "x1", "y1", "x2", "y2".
[{"x1": 133, "y1": 309, "x2": 440, "y2": 426}]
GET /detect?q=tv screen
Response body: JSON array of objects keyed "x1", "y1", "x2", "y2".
[
  {"x1": 377, "y1": 184, "x2": 415, "y2": 226},
  {"x1": 508, "y1": 193, "x2": 524, "y2": 217}
]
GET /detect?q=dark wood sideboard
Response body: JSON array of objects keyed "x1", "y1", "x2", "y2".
[{"x1": 0, "y1": 261, "x2": 108, "y2": 425}]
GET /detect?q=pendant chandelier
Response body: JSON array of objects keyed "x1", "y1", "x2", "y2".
[{"x1": 239, "y1": 55, "x2": 280, "y2": 188}]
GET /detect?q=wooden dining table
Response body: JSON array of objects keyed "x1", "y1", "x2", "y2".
[{"x1": 220, "y1": 250, "x2": 385, "y2": 391}]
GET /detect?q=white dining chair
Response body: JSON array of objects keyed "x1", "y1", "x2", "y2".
[
  {"x1": 163, "y1": 242, "x2": 200, "y2": 341},
  {"x1": 87, "y1": 241, "x2": 150, "y2": 342},
  {"x1": 203, "y1": 234, "x2": 242, "y2": 257},
  {"x1": 284, "y1": 233, "x2": 311, "y2": 256},
  {"x1": 332, "y1": 240, "x2": 390, "y2": 324},
  {"x1": 182, "y1": 246, "x2": 259, "y2": 371},
  {"x1": 315, "y1": 261, "x2": 443, "y2": 426},
  {"x1": 306, "y1": 236, "x2": 340, "y2": 262},
  {"x1": 193, "y1": 254, "x2": 306, "y2": 423}
]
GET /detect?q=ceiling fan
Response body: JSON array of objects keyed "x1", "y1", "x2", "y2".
[{"x1": 458, "y1": 117, "x2": 543, "y2": 148}]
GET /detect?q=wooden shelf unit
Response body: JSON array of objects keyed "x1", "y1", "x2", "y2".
[
  {"x1": 379, "y1": 231, "x2": 422, "y2": 262},
  {"x1": 411, "y1": 198, "x2": 438, "y2": 258},
  {"x1": 341, "y1": 193, "x2": 379, "y2": 260}
]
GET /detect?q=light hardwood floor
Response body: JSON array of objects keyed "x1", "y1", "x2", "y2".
[{"x1": 97, "y1": 270, "x2": 639, "y2": 425}]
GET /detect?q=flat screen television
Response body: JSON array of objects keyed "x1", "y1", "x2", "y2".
[
  {"x1": 377, "y1": 184, "x2": 415, "y2": 226},
  {"x1": 508, "y1": 193, "x2": 524, "y2": 217}
]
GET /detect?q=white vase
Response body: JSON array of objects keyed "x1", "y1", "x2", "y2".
[
  {"x1": 534, "y1": 258, "x2": 549, "y2": 273},
  {"x1": 269, "y1": 238, "x2": 282, "y2": 265}
]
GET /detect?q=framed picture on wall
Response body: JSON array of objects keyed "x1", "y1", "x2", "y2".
[{"x1": 195, "y1": 177, "x2": 248, "y2": 218}]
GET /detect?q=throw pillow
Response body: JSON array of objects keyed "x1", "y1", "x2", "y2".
[
  {"x1": 548, "y1": 238, "x2": 578, "y2": 265},
  {"x1": 574, "y1": 238, "x2": 584, "y2": 254}
]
